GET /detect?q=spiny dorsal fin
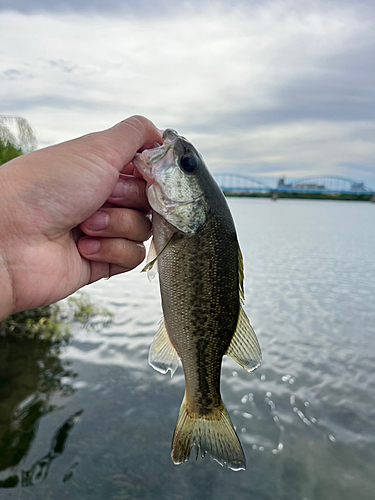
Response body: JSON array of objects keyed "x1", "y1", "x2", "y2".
[
  {"x1": 148, "y1": 318, "x2": 180, "y2": 377},
  {"x1": 238, "y1": 246, "x2": 245, "y2": 303},
  {"x1": 226, "y1": 306, "x2": 262, "y2": 373}
]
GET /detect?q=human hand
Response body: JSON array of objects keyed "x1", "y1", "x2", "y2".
[{"x1": 0, "y1": 116, "x2": 162, "y2": 319}]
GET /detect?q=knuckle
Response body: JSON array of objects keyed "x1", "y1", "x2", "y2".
[
  {"x1": 95, "y1": 238, "x2": 145, "y2": 269},
  {"x1": 121, "y1": 210, "x2": 151, "y2": 240},
  {"x1": 127, "y1": 115, "x2": 149, "y2": 128},
  {"x1": 118, "y1": 240, "x2": 145, "y2": 268}
]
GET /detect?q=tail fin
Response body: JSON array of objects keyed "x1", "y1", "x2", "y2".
[{"x1": 171, "y1": 394, "x2": 246, "y2": 471}]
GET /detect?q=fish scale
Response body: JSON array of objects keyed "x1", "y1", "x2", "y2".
[{"x1": 157, "y1": 213, "x2": 238, "y2": 411}]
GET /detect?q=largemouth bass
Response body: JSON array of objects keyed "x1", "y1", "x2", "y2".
[{"x1": 133, "y1": 129, "x2": 261, "y2": 471}]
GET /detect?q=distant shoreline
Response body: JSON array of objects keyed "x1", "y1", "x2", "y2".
[{"x1": 223, "y1": 192, "x2": 375, "y2": 202}]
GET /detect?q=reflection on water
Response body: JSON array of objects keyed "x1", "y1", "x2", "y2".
[
  {"x1": 21, "y1": 410, "x2": 83, "y2": 487},
  {"x1": 0, "y1": 335, "x2": 79, "y2": 488},
  {"x1": 1, "y1": 200, "x2": 375, "y2": 500}
]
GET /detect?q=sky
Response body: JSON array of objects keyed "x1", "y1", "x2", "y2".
[{"x1": 1, "y1": 0, "x2": 374, "y2": 188}]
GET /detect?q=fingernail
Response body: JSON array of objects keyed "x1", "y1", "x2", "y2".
[
  {"x1": 80, "y1": 238, "x2": 100, "y2": 254},
  {"x1": 85, "y1": 211, "x2": 109, "y2": 230},
  {"x1": 110, "y1": 179, "x2": 125, "y2": 198}
]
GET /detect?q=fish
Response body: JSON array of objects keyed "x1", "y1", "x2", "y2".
[{"x1": 133, "y1": 129, "x2": 261, "y2": 471}]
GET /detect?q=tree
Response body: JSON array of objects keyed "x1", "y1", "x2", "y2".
[{"x1": 0, "y1": 115, "x2": 37, "y2": 166}]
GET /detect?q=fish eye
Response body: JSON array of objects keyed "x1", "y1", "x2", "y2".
[{"x1": 179, "y1": 154, "x2": 197, "y2": 174}]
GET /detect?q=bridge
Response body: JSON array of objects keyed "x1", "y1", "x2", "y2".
[
  {"x1": 213, "y1": 174, "x2": 375, "y2": 196},
  {"x1": 213, "y1": 174, "x2": 270, "y2": 193}
]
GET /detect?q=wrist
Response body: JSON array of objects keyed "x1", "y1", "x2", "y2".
[
  {"x1": 0, "y1": 168, "x2": 17, "y2": 320},
  {"x1": 0, "y1": 249, "x2": 14, "y2": 320}
]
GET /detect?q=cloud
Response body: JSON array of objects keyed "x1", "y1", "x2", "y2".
[
  {"x1": 191, "y1": 120, "x2": 375, "y2": 179},
  {"x1": 2, "y1": 68, "x2": 24, "y2": 79},
  {"x1": 0, "y1": 1, "x2": 374, "y2": 187},
  {"x1": 0, "y1": 0, "x2": 143, "y2": 14},
  {"x1": 2, "y1": 0, "x2": 375, "y2": 16}
]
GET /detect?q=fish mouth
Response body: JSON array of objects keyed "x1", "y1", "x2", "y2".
[
  {"x1": 133, "y1": 139, "x2": 177, "y2": 184},
  {"x1": 159, "y1": 191, "x2": 205, "y2": 209},
  {"x1": 132, "y1": 144, "x2": 169, "y2": 182},
  {"x1": 162, "y1": 128, "x2": 180, "y2": 144},
  {"x1": 133, "y1": 129, "x2": 195, "y2": 188},
  {"x1": 145, "y1": 129, "x2": 184, "y2": 165},
  {"x1": 146, "y1": 143, "x2": 172, "y2": 165}
]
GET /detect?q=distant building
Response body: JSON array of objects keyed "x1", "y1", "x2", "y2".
[
  {"x1": 351, "y1": 182, "x2": 365, "y2": 191},
  {"x1": 277, "y1": 177, "x2": 292, "y2": 188}
]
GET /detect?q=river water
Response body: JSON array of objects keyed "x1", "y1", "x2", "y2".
[{"x1": 1, "y1": 199, "x2": 374, "y2": 500}]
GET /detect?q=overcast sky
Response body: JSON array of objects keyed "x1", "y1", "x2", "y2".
[{"x1": 1, "y1": 0, "x2": 374, "y2": 187}]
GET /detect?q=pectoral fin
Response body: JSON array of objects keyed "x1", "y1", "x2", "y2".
[
  {"x1": 142, "y1": 238, "x2": 158, "y2": 281},
  {"x1": 149, "y1": 318, "x2": 180, "y2": 377},
  {"x1": 142, "y1": 233, "x2": 180, "y2": 281},
  {"x1": 226, "y1": 307, "x2": 262, "y2": 373}
]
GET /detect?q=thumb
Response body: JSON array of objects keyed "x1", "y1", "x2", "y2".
[{"x1": 77, "y1": 115, "x2": 163, "y2": 174}]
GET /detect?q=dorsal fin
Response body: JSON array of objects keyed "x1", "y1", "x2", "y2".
[{"x1": 238, "y1": 246, "x2": 245, "y2": 303}]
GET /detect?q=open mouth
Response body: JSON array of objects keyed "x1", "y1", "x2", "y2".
[
  {"x1": 133, "y1": 139, "x2": 177, "y2": 186},
  {"x1": 145, "y1": 143, "x2": 173, "y2": 165}
]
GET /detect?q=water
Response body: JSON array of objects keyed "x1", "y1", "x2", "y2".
[{"x1": 1, "y1": 199, "x2": 375, "y2": 500}]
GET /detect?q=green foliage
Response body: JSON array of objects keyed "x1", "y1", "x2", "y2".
[
  {"x1": 67, "y1": 293, "x2": 114, "y2": 324},
  {"x1": 0, "y1": 304, "x2": 70, "y2": 342},
  {"x1": 0, "y1": 293, "x2": 114, "y2": 343},
  {"x1": 0, "y1": 139, "x2": 24, "y2": 166},
  {"x1": 0, "y1": 115, "x2": 37, "y2": 166}
]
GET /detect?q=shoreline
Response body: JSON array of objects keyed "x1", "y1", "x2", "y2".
[{"x1": 223, "y1": 192, "x2": 375, "y2": 202}]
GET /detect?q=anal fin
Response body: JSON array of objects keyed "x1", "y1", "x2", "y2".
[
  {"x1": 226, "y1": 307, "x2": 262, "y2": 373},
  {"x1": 149, "y1": 318, "x2": 180, "y2": 377}
]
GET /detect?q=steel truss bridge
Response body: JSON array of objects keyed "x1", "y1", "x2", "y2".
[{"x1": 214, "y1": 174, "x2": 375, "y2": 196}]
